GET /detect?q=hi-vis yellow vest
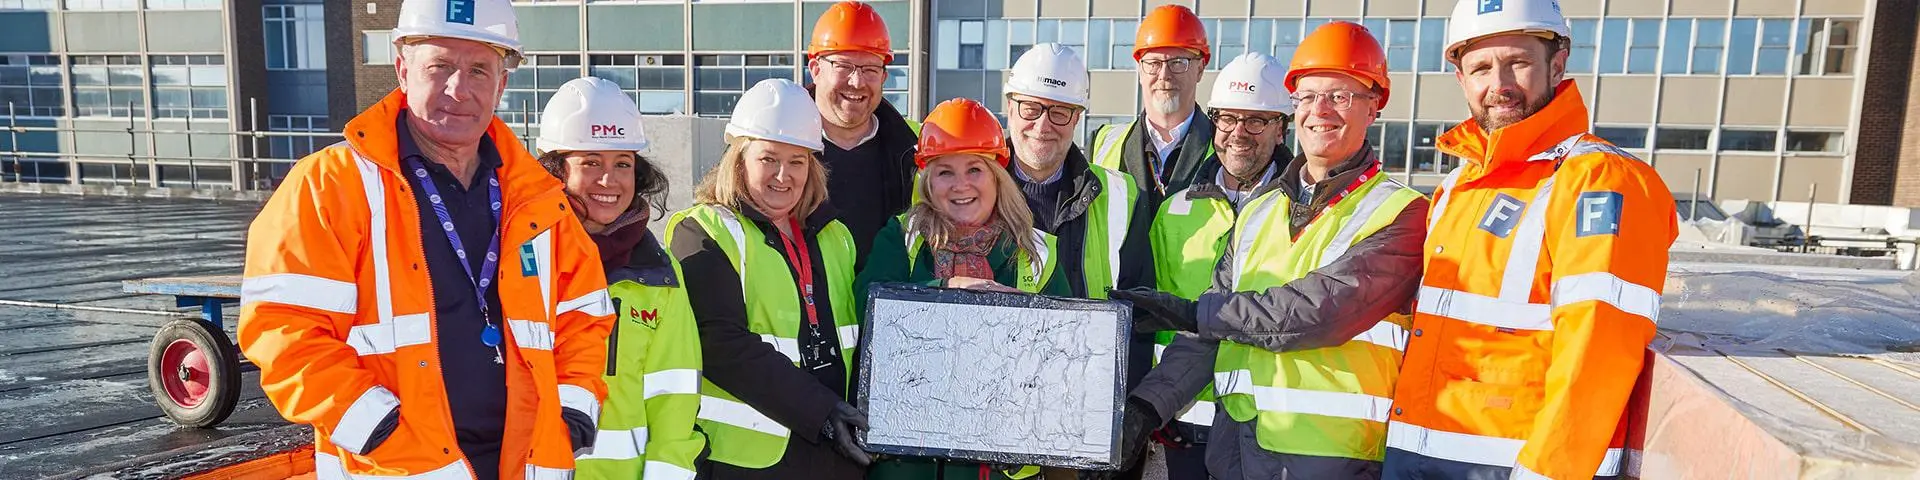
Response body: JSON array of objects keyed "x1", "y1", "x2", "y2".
[
  {"x1": 665, "y1": 204, "x2": 859, "y2": 469},
  {"x1": 1210, "y1": 173, "x2": 1421, "y2": 461}
]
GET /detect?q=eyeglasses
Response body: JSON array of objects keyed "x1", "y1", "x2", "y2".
[
  {"x1": 1011, "y1": 99, "x2": 1081, "y2": 126},
  {"x1": 819, "y1": 59, "x2": 887, "y2": 81},
  {"x1": 1289, "y1": 91, "x2": 1378, "y2": 111},
  {"x1": 1138, "y1": 57, "x2": 1200, "y2": 75},
  {"x1": 1208, "y1": 110, "x2": 1286, "y2": 135}
]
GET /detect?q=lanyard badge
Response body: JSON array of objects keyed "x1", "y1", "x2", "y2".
[{"x1": 409, "y1": 157, "x2": 507, "y2": 364}]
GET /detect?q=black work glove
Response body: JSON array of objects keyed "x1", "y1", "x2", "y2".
[
  {"x1": 561, "y1": 407, "x2": 596, "y2": 452},
  {"x1": 1115, "y1": 397, "x2": 1162, "y2": 471},
  {"x1": 821, "y1": 402, "x2": 873, "y2": 466},
  {"x1": 1109, "y1": 287, "x2": 1198, "y2": 333}
]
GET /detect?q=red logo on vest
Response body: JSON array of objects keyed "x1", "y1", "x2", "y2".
[{"x1": 632, "y1": 307, "x2": 660, "y2": 329}]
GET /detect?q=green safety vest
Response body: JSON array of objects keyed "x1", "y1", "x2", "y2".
[
  {"x1": 899, "y1": 212, "x2": 1061, "y2": 293},
  {"x1": 1144, "y1": 181, "x2": 1242, "y2": 427},
  {"x1": 1089, "y1": 121, "x2": 1216, "y2": 175},
  {"x1": 1210, "y1": 173, "x2": 1421, "y2": 461},
  {"x1": 576, "y1": 265, "x2": 705, "y2": 480},
  {"x1": 664, "y1": 204, "x2": 861, "y2": 469},
  {"x1": 1076, "y1": 164, "x2": 1137, "y2": 299}
]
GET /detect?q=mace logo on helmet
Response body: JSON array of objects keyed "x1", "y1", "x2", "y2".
[
  {"x1": 445, "y1": 0, "x2": 475, "y2": 25},
  {"x1": 1478, "y1": 193, "x2": 1526, "y2": 238},
  {"x1": 1479, "y1": 0, "x2": 1503, "y2": 14},
  {"x1": 590, "y1": 124, "x2": 626, "y2": 139},
  {"x1": 1041, "y1": 77, "x2": 1068, "y2": 88},
  {"x1": 1229, "y1": 81, "x2": 1257, "y2": 93}
]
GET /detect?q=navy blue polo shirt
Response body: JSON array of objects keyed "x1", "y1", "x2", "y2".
[{"x1": 397, "y1": 115, "x2": 509, "y2": 480}]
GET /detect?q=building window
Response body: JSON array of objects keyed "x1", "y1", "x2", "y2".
[
  {"x1": 1757, "y1": 19, "x2": 1793, "y2": 75},
  {"x1": 267, "y1": 115, "x2": 329, "y2": 159},
  {"x1": 1000, "y1": 19, "x2": 1024, "y2": 70},
  {"x1": 499, "y1": 54, "x2": 580, "y2": 124},
  {"x1": 265, "y1": 5, "x2": 326, "y2": 70},
  {"x1": 1727, "y1": 19, "x2": 1757, "y2": 75},
  {"x1": 1059, "y1": 20, "x2": 1088, "y2": 61},
  {"x1": 693, "y1": 53, "x2": 792, "y2": 116},
  {"x1": 1660, "y1": 19, "x2": 1690, "y2": 74},
  {"x1": 1597, "y1": 18, "x2": 1626, "y2": 74},
  {"x1": 1375, "y1": 19, "x2": 1414, "y2": 73},
  {"x1": 1797, "y1": 19, "x2": 1857, "y2": 76},
  {"x1": 1274, "y1": 19, "x2": 1303, "y2": 72},
  {"x1": 589, "y1": 54, "x2": 685, "y2": 115},
  {"x1": 1110, "y1": 19, "x2": 1138, "y2": 70},
  {"x1": 0, "y1": 55, "x2": 64, "y2": 117},
  {"x1": 1718, "y1": 129, "x2": 1777, "y2": 152},
  {"x1": 884, "y1": 54, "x2": 910, "y2": 109},
  {"x1": 1784, "y1": 130, "x2": 1842, "y2": 153},
  {"x1": 0, "y1": 0, "x2": 57, "y2": 9},
  {"x1": 1088, "y1": 19, "x2": 1112, "y2": 70},
  {"x1": 363, "y1": 31, "x2": 397, "y2": 65},
  {"x1": 1207, "y1": 19, "x2": 1247, "y2": 70},
  {"x1": 146, "y1": 0, "x2": 218, "y2": 9},
  {"x1": 1370, "y1": 121, "x2": 1409, "y2": 172},
  {"x1": 1411, "y1": 122, "x2": 1456, "y2": 173},
  {"x1": 64, "y1": 0, "x2": 135, "y2": 10},
  {"x1": 70, "y1": 55, "x2": 145, "y2": 117},
  {"x1": 958, "y1": 20, "x2": 984, "y2": 70},
  {"x1": 1654, "y1": 128, "x2": 1712, "y2": 150},
  {"x1": 151, "y1": 54, "x2": 227, "y2": 119},
  {"x1": 1566, "y1": 19, "x2": 1597, "y2": 74},
  {"x1": 1691, "y1": 19, "x2": 1725, "y2": 74},
  {"x1": 1594, "y1": 126, "x2": 1648, "y2": 149},
  {"x1": 1628, "y1": 19, "x2": 1660, "y2": 74}
]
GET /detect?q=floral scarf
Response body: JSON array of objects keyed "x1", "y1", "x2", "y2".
[{"x1": 932, "y1": 221, "x2": 1003, "y2": 282}]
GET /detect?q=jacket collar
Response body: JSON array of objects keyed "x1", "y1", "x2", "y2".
[
  {"x1": 344, "y1": 89, "x2": 563, "y2": 214},
  {"x1": 1277, "y1": 143, "x2": 1375, "y2": 206},
  {"x1": 1436, "y1": 80, "x2": 1591, "y2": 172},
  {"x1": 1185, "y1": 145, "x2": 1290, "y2": 202},
  {"x1": 736, "y1": 199, "x2": 842, "y2": 236},
  {"x1": 607, "y1": 231, "x2": 679, "y2": 287}
]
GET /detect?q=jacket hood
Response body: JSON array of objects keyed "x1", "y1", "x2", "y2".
[
  {"x1": 344, "y1": 88, "x2": 565, "y2": 213},
  {"x1": 1436, "y1": 79, "x2": 1590, "y2": 172}
]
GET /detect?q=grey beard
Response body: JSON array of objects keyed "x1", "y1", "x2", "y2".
[{"x1": 1148, "y1": 96, "x2": 1181, "y2": 116}]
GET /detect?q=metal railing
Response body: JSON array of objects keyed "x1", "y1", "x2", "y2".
[{"x1": 0, "y1": 100, "x2": 347, "y2": 192}]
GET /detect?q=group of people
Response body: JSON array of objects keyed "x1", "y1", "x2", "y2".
[{"x1": 234, "y1": 0, "x2": 1678, "y2": 479}]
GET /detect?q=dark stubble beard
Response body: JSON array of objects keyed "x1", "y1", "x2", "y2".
[{"x1": 1473, "y1": 86, "x2": 1555, "y2": 132}]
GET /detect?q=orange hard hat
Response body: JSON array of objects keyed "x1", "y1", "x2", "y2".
[
  {"x1": 808, "y1": 1, "x2": 893, "y2": 63},
  {"x1": 1287, "y1": 21, "x2": 1392, "y2": 106},
  {"x1": 916, "y1": 98, "x2": 1008, "y2": 169},
  {"x1": 1133, "y1": 5, "x2": 1210, "y2": 63}
]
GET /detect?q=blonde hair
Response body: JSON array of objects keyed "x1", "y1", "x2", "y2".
[
  {"x1": 693, "y1": 136, "x2": 830, "y2": 220},
  {"x1": 905, "y1": 154, "x2": 1042, "y2": 263}
]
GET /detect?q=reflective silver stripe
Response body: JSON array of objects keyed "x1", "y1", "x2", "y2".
[
  {"x1": 643, "y1": 369, "x2": 702, "y2": 399},
  {"x1": 698, "y1": 395, "x2": 791, "y2": 437},
  {"x1": 1228, "y1": 191, "x2": 1286, "y2": 289},
  {"x1": 1213, "y1": 370, "x2": 1392, "y2": 423},
  {"x1": 345, "y1": 313, "x2": 433, "y2": 355},
  {"x1": 1318, "y1": 179, "x2": 1407, "y2": 269},
  {"x1": 1092, "y1": 123, "x2": 1128, "y2": 166},
  {"x1": 709, "y1": 206, "x2": 750, "y2": 292},
  {"x1": 525, "y1": 465, "x2": 572, "y2": 480},
  {"x1": 314, "y1": 452, "x2": 473, "y2": 480},
  {"x1": 1553, "y1": 272, "x2": 1662, "y2": 324},
  {"x1": 1428, "y1": 167, "x2": 1465, "y2": 232},
  {"x1": 577, "y1": 426, "x2": 648, "y2": 460},
  {"x1": 837, "y1": 324, "x2": 861, "y2": 350},
  {"x1": 1098, "y1": 166, "x2": 1130, "y2": 286},
  {"x1": 1163, "y1": 187, "x2": 1196, "y2": 216},
  {"x1": 556, "y1": 289, "x2": 612, "y2": 317},
  {"x1": 1525, "y1": 133, "x2": 1589, "y2": 163},
  {"x1": 1027, "y1": 229, "x2": 1052, "y2": 275},
  {"x1": 531, "y1": 230, "x2": 554, "y2": 321},
  {"x1": 1385, "y1": 420, "x2": 1624, "y2": 477},
  {"x1": 1416, "y1": 286, "x2": 1554, "y2": 331},
  {"x1": 330, "y1": 385, "x2": 400, "y2": 455},
  {"x1": 759, "y1": 334, "x2": 801, "y2": 362},
  {"x1": 559, "y1": 383, "x2": 601, "y2": 424},
  {"x1": 1175, "y1": 399, "x2": 1215, "y2": 426},
  {"x1": 508, "y1": 318, "x2": 555, "y2": 351},
  {"x1": 353, "y1": 155, "x2": 399, "y2": 333},
  {"x1": 242, "y1": 273, "x2": 358, "y2": 314},
  {"x1": 1498, "y1": 178, "x2": 1556, "y2": 303},
  {"x1": 643, "y1": 460, "x2": 698, "y2": 480},
  {"x1": 1512, "y1": 465, "x2": 1552, "y2": 480},
  {"x1": 1351, "y1": 321, "x2": 1408, "y2": 352}
]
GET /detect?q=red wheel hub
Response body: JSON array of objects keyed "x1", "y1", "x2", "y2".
[{"x1": 160, "y1": 338, "x2": 211, "y2": 408}]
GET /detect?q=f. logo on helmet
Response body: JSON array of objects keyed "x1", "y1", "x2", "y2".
[
  {"x1": 445, "y1": 0, "x2": 475, "y2": 25},
  {"x1": 1479, "y1": 0, "x2": 1503, "y2": 14}
]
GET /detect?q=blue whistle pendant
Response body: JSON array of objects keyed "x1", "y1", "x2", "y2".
[{"x1": 481, "y1": 324, "x2": 502, "y2": 347}]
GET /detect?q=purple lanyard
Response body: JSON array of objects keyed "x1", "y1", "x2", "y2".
[{"x1": 408, "y1": 157, "x2": 506, "y2": 355}]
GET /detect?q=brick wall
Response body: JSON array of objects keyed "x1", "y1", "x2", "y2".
[
  {"x1": 351, "y1": 0, "x2": 403, "y2": 112},
  {"x1": 325, "y1": 0, "x2": 358, "y2": 127},
  {"x1": 1855, "y1": 0, "x2": 1916, "y2": 206}
]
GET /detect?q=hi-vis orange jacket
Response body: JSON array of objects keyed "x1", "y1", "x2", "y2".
[
  {"x1": 1385, "y1": 80, "x2": 1676, "y2": 480},
  {"x1": 238, "y1": 89, "x2": 614, "y2": 480}
]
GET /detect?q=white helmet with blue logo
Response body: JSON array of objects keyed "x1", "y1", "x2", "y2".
[
  {"x1": 391, "y1": 0, "x2": 523, "y2": 68},
  {"x1": 1445, "y1": 0, "x2": 1570, "y2": 62}
]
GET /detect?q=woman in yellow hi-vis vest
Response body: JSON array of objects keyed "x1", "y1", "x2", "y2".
[
  {"x1": 666, "y1": 78, "x2": 871, "y2": 480},
  {"x1": 855, "y1": 98, "x2": 1070, "y2": 480},
  {"x1": 534, "y1": 77, "x2": 705, "y2": 480}
]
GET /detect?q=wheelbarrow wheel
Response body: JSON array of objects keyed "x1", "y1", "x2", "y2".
[{"x1": 148, "y1": 317, "x2": 241, "y2": 428}]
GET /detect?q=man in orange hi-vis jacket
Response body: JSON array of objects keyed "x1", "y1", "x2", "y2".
[
  {"x1": 236, "y1": 0, "x2": 613, "y2": 477},
  {"x1": 1383, "y1": 1, "x2": 1677, "y2": 479}
]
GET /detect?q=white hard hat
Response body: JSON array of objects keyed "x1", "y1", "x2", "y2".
[
  {"x1": 537, "y1": 77, "x2": 649, "y2": 153},
  {"x1": 1004, "y1": 43, "x2": 1090, "y2": 107},
  {"x1": 1446, "y1": 0, "x2": 1571, "y2": 62},
  {"x1": 727, "y1": 79, "x2": 825, "y2": 152},
  {"x1": 1207, "y1": 52, "x2": 1293, "y2": 116},
  {"x1": 392, "y1": 0, "x2": 523, "y2": 66}
]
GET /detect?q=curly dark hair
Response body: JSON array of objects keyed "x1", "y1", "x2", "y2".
[{"x1": 538, "y1": 150, "x2": 670, "y2": 220}]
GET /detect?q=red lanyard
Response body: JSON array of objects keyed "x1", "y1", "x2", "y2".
[
  {"x1": 1305, "y1": 161, "x2": 1385, "y2": 226},
  {"x1": 775, "y1": 218, "x2": 820, "y2": 328}
]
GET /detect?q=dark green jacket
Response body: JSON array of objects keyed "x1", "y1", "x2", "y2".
[{"x1": 855, "y1": 216, "x2": 1071, "y2": 320}]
